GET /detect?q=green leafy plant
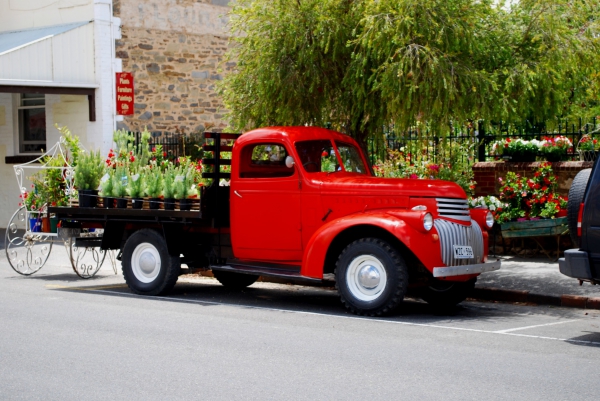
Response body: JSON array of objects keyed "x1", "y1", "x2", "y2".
[
  {"x1": 127, "y1": 168, "x2": 144, "y2": 198},
  {"x1": 144, "y1": 166, "x2": 163, "y2": 198},
  {"x1": 74, "y1": 150, "x2": 103, "y2": 190},
  {"x1": 100, "y1": 169, "x2": 114, "y2": 197},
  {"x1": 162, "y1": 165, "x2": 176, "y2": 199},
  {"x1": 173, "y1": 166, "x2": 194, "y2": 199},
  {"x1": 495, "y1": 163, "x2": 567, "y2": 223},
  {"x1": 111, "y1": 166, "x2": 127, "y2": 198}
]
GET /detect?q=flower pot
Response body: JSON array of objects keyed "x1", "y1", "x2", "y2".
[
  {"x1": 545, "y1": 153, "x2": 566, "y2": 162},
  {"x1": 50, "y1": 217, "x2": 59, "y2": 233},
  {"x1": 103, "y1": 197, "x2": 115, "y2": 208},
  {"x1": 41, "y1": 216, "x2": 50, "y2": 233},
  {"x1": 116, "y1": 198, "x2": 128, "y2": 208},
  {"x1": 29, "y1": 218, "x2": 41, "y2": 232},
  {"x1": 149, "y1": 198, "x2": 161, "y2": 210},
  {"x1": 132, "y1": 198, "x2": 144, "y2": 209},
  {"x1": 164, "y1": 198, "x2": 176, "y2": 211},
  {"x1": 179, "y1": 198, "x2": 192, "y2": 211},
  {"x1": 78, "y1": 189, "x2": 98, "y2": 208}
]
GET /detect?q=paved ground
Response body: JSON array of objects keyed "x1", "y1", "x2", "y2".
[{"x1": 1, "y1": 245, "x2": 600, "y2": 399}]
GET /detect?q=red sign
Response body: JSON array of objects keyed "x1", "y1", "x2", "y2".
[{"x1": 116, "y1": 72, "x2": 134, "y2": 115}]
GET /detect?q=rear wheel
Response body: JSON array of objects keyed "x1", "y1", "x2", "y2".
[
  {"x1": 335, "y1": 238, "x2": 408, "y2": 316},
  {"x1": 419, "y1": 279, "x2": 476, "y2": 308},
  {"x1": 122, "y1": 229, "x2": 180, "y2": 295},
  {"x1": 568, "y1": 168, "x2": 591, "y2": 246},
  {"x1": 213, "y1": 270, "x2": 259, "y2": 289}
]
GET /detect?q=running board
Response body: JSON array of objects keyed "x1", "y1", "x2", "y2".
[{"x1": 210, "y1": 263, "x2": 326, "y2": 285}]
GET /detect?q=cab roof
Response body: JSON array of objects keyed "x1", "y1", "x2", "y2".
[{"x1": 235, "y1": 126, "x2": 360, "y2": 147}]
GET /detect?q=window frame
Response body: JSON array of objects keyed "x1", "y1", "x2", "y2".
[
  {"x1": 17, "y1": 93, "x2": 47, "y2": 154},
  {"x1": 238, "y1": 142, "x2": 296, "y2": 179}
]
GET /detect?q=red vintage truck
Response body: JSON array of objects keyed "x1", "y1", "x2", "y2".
[{"x1": 51, "y1": 126, "x2": 500, "y2": 315}]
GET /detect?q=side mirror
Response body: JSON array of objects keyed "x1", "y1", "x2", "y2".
[{"x1": 285, "y1": 156, "x2": 295, "y2": 168}]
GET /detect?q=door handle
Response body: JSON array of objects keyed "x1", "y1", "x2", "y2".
[{"x1": 234, "y1": 190, "x2": 242, "y2": 198}]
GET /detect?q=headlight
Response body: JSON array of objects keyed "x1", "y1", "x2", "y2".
[
  {"x1": 486, "y1": 211, "x2": 494, "y2": 228},
  {"x1": 423, "y1": 213, "x2": 433, "y2": 231}
]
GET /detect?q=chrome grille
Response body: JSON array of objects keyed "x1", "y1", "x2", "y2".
[
  {"x1": 436, "y1": 197, "x2": 471, "y2": 222},
  {"x1": 434, "y1": 219, "x2": 484, "y2": 266}
]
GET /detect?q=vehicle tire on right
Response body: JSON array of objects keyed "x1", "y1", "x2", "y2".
[
  {"x1": 568, "y1": 168, "x2": 591, "y2": 246},
  {"x1": 335, "y1": 238, "x2": 408, "y2": 316}
]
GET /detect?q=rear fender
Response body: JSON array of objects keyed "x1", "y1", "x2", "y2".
[{"x1": 301, "y1": 210, "x2": 444, "y2": 278}]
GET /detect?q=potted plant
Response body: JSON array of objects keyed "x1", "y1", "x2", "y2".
[
  {"x1": 162, "y1": 165, "x2": 176, "y2": 210},
  {"x1": 539, "y1": 135, "x2": 572, "y2": 162},
  {"x1": 74, "y1": 150, "x2": 103, "y2": 207},
  {"x1": 173, "y1": 165, "x2": 193, "y2": 211},
  {"x1": 111, "y1": 166, "x2": 128, "y2": 208},
  {"x1": 100, "y1": 169, "x2": 115, "y2": 208},
  {"x1": 144, "y1": 166, "x2": 163, "y2": 210},
  {"x1": 492, "y1": 138, "x2": 540, "y2": 162},
  {"x1": 21, "y1": 190, "x2": 43, "y2": 232},
  {"x1": 127, "y1": 169, "x2": 145, "y2": 209}
]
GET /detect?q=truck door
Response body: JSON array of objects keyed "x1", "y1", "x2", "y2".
[{"x1": 230, "y1": 142, "x2": 302, "y2": 262}]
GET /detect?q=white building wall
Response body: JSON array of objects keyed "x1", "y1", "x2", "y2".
[{"x1": 0, "y1": 0, "x2": 120, "y2": 227}]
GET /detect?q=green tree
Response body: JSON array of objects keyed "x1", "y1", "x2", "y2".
[{"x1": 222, "y1": 0, "x2": 600, "y2": 146}]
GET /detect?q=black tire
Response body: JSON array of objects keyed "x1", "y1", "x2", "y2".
[
  {"x1": 568, "y1": 168, "x2": 591, "y2": 246},
  {"x1": 419, "y1": 279, "x2": 476, "y2": 308},
  {"x1": 335, "y1": 238, "x2": 408, "y2": 316},
  {"x1": 122, "y1": 229, "x2": 181, "y2": 296},
  {"x1": 213, "y1": 270, "x2": 259, "y2": 289}
]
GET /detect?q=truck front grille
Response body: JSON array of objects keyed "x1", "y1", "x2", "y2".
[
  {"x1": 434, "y1": 219, "x2": 484, "y2": 266},
  {"x1": 436, "y1": 198, "x2": 471, "y2": 222}
]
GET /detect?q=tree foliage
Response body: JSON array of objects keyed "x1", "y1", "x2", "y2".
[{"x1": 221, "y1": 0, "x2": 600, "y2": 145}]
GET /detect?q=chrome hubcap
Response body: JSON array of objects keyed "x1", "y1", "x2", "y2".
[{"x1": 357, "y1": 265, "x2": 380, "y2": 289}]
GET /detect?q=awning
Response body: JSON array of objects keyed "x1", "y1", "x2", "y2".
[{"x1": 0, "y1": 21, "x2": 96, "y2": 88}]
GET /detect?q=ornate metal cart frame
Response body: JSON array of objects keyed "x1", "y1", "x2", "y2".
[{"x1": 5, "y1": 138, "x2": 116, "y2": 278}]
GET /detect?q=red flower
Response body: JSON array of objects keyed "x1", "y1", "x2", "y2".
[
  {"x1": 130, "y1": 156, "x2": 135, "y2": 162},
  {"x1": 322, "y1": 151, "x2": 329, "y2": 157}
]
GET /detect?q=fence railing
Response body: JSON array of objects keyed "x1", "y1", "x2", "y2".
[
  {"x1": 131, "y1": 117, "x2": 600, "y2": 167},
  {"x1": 367, "y1": 117, "x2": 600, "y2": 167}
]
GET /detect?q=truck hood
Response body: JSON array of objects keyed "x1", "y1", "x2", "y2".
[{"x1": 320, "y1": 174, "x2": 466, "y2": 199}]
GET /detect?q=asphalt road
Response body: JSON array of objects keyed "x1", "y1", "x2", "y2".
[{"x1": 1, "y1": 251, "x2": 600, "y2": 400}]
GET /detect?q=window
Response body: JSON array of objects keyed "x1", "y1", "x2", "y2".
[
  {"x1": 295, "y1": 140, "x2": 337, "y2": 173},
  {"x1": 335, "y1": 142, "x2": 367, "y2": 174},
  {"x1": 18, "y1": 93, "x2": 46, "y2": 153},
  {"x1": 239, "y1": 143, "x2": 295, "y2": 178}
]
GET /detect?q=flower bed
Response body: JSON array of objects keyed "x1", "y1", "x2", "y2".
[{"x1": 491, "y1": 136, "x2": 573, "y2": 162}]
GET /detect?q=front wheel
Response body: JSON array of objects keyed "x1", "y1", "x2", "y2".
[
  {"x1": 335, "y1": 238, "x2": 408, "y2": 316},
  {"x1": 419, "y1": 279, "x2": 476, "y2": 308},
  {"x1": 122, "y1": 229, "x2": 181, "y2": 295}
]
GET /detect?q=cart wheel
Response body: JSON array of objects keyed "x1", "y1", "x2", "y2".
[
  {"x1": 66, "y1": 237, "x2": 108, "y2": 279},
  {"x1": 5, "y1": 206, "x2": 53, "y2": 276}
]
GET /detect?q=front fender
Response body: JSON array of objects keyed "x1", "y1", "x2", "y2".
[{"x1": 301, "y1": 210, "x2": 444, "y2": 278}]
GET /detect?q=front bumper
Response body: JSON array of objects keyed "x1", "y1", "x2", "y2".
[
  {"x1": 433, "y1": 260, "x2": 501, "y2": 278},
  {"x1": 558, "y1": 249, "x2": 594, "y2": 280}
]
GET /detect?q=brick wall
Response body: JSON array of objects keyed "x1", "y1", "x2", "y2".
[
  {"x1": 473, "y1": 161, "x2": 593, "y2": 197},
  {"x1": 113, "y1": 0, "x2": 232, "y2": 134}
]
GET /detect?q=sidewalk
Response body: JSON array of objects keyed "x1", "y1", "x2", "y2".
[
  {"x1": 474, "y1": 256, "x2": 600, "y2": 309},
  {"x1": 2, "y1": 227, "x2": 599, "y2": 309}
]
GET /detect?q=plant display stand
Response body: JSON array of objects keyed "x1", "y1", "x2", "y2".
[
  {"x1": 4, "y1": 138, "x2": 116, "y2": 278},
  {"x1": 500, "y1": 217, "x2": 568, "y2": 261}
]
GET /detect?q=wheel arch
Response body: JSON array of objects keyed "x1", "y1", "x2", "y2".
[{"x1": 300, "y1": 211, "x2": 429, "y2": 279}]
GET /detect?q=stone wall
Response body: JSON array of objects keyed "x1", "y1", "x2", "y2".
[
  {"x1": 473, "y1": 161, "x2": 593, "y2": 197},
  {"x1": 113, "y1": 0, "x2": 233, "y2": 134}
]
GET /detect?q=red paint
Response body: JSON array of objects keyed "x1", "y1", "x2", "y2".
[
  {"x1": 229, "y1": 126, "x2": 489, "y2": 282},
  {"x1": 116, "y1": 72, "x2": 134, "y2": 115}
]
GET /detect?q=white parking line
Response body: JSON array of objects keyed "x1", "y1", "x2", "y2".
[
  {"x1": 494, "y1": 320, "x2": 582, "y2": 333},
  {"x1": 63, "y1": 287, "x2": 600, "y2": 347}
]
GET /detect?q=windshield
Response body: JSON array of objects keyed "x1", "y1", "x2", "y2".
[{"x1": 335, "y1": 141, "x2": 367, "y2": 174}]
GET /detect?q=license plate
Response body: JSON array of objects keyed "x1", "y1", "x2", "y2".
[{"x1": 453, "y1": 245, "x2": 473, "y2": 259}]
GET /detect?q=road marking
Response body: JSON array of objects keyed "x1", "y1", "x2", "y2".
[
  {"x1": 49, "y1": 285, "x2": 600, "y2": 347},
  {"x1": 45, "y1": 284, "x2": 128, "y2": 291},
  {"x1": 494, "y1": 319, "x2": 582, "y2": 333}
]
